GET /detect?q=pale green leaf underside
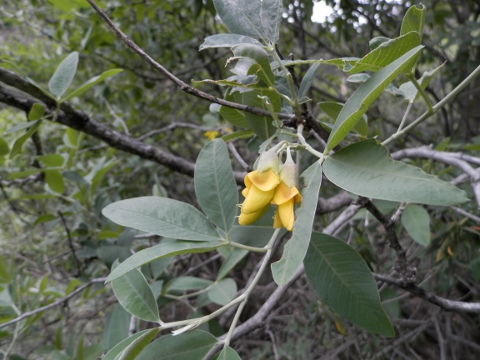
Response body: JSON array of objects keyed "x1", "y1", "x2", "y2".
[
  {"x1": 102, "y1": 197, "x2": 222, "y2": 241},
  {"x1": 48, "y1": 51, "x2": 79, "y2": 98},
  {"x1": 304, "y1": 232, "x2": 395, "y2": 337},
  {"x1": 136, "y1": 331, "x2": 218, "y2": 360},
  {"x1": 323, "y1": 140, "x2": 468, "y2": 206},
  {"x1": 195, "y1": 139, "x2": 238, "y2": 233},
  {"x1": 212, "y1": 0, "x2": 282, "y2": 44},
  {"x1": 271, "y1": 161, "x2": 323, "y2": 286},
  {"x1": 208, "y1": 278, "x2": 237, "y2": 306},
  {"x1": 106, "y1": 241, "x2": 225, "y2": 282},
  {"x1": 111, "y1": 268, "x2": 160, "y2": 322},
  {"x1": 199, "y1": 34, "x2": 262, "y2": 50},
  {"x1": 217, "y1": 346, "x2": 242, "y2": 360}
]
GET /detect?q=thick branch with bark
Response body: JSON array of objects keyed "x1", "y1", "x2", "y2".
[{"x1": 0, "y1": 68, "x2": 247, "y2": 182}]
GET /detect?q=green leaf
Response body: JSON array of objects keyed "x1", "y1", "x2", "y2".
[
  {"x1": 37, "y1": 154, "x2": 64, "y2": 167},
  {"x1": 28, "y1": 103, "x2": 46, "y2": 121},
  {"x1": 369, "y1": 36, "x2": 390, "y2": 50},
  {"x1": 216, "y1": 248, "x2": 248, "y2": 280},
  {"x1": 65, "y1": 127, "x2": 81, "y2": 148},
  {"x1": 0, "y1": 257, "x2": 12, "y2": 283},
  {"x1": 271, "y1": 161, "x2": 323, "y2": 286},
  {"x1": 323, "y1": 139, "x2": 468, "y2": 206},
  {"x1": 325, "y1": 45, "x2": 424, "y2": 152},
  {"x1": 111, "y1": 267, "x2": 160, "y2": 322},
  {"x1": 232, "y1": 44, "x2": 275, "y2": 86},
  {"x1": 212, "y1": 0, "x2": 282, "y2": 44},
  {"x1": 215, "y1": 346, "x2": 241, "y2": 360},
  {"x1": 194, "y1": 139, "x2": 238, "y2": 233},
  {"x1": 235, "y1": 89, "x2": 280, "y2": 140},
  {"x1": 103, "y1": 329, "x2": 153, "y2": 360},
  {"x1": 346, "y1": 32, "x2": 421, "y2": 74},
  {"x1": 207, "y1": 278, "x2": 237, "y2": 306},
  {"x1": 221, "y1": 130, "x2": 255, "y2": 142},
  {"x1": 304, "y1": 232, "x2": 395, "y2": 337},
  {"x1": 0, "y1": 136, "x2": 10, "y2": 156},
  {"x1": 319, "y1": 101, "x2": 368, "y2": 137},
  {"x1": 9, "y1": 120, "x2": 42, "y2": 159},
  {"x1": 219, "y1": 89, "x2": 249, "y2": 128},
  {"x1": 228, "y1": 223, "x2": 278, "y2": 248},
  {"x1": 48, "y1": 52, "x2": 79, "y2": 98},
  {"x1": 200, "y1": 34, "x2": 262, "y2": 50},
  {"x1": 102, "y1": 197, "x2": 222, "y2": 241},
  {"x1": 401, "y1": 5, "x2": 425, "y2": 39},
  {"x1": 103, "y1": 304, "x2": 130, "y2": 351},
  {"x1": 136, "y1": 330, "x2": 218, "y2": 360},
  {"x1": 4, "y1": 120, "x2": 41, "y2": 134},
  {"x1": 117, "y1": 328, "x2": 160, "y2": 360},
  {"x1": 401, "y1": 204, "x2": 431, "y2": 246},
  {"x1": 63, "y1": 68, "x2": 123, "y2": 101},
  {"x1": 44, "y1": 169, "x2": 65, "y2": 193},
  {"x1": 164, "y1": 276, "x2": 213, "y2": 293},
  {"x1": 106, "y1": 240, "x2": 225, "y2": 282},
  {"x1": 298, "y1": 63, "x2": 320, "y2": 99},
  {"x1": 398, "y1": 64, "x2": 444, "y2": 103}
]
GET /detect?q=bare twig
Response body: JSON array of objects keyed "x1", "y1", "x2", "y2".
[
  {"x1": 363, "y1": 198, "x2": 417, "y2": 283},
  {"x1": 226, "y1": 141, "x2": 251, "y2": 172},
  {"x1": 0, "y1": 278, "x2": 106, "y2": 329},
  {"x1": 58, "y1": 211, "x2": 81, "y2": 277},
  {"x1": 392, "y1": 146, "x2": 480, "y2": 207},
  {"x1": 373, "y1": 273, "x2": 480, "y2": 313}
]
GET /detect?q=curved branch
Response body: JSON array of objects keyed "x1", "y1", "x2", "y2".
[
  {"x1": 0, "y1": 278, "x2": 106, "y2": 329},
  {"x1": 373, "y1": 273, "x2": 480, "y2": 313},
  {"x1": 0, "y1": 70, "x2": 246, "y2": 183},
  {"x1": 392, "y1": 146, "x2": 480, "y2": 207}
]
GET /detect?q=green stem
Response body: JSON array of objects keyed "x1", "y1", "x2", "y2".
[
  {"x1": 270, "y1": 50, "x2": 302, "y2": 119},
  {"x1": 223, "y1": 228, "x2": 282, "y2": 348},
  {"x1": 409, "y1": 74, "x2": 433, "y2": 113},
  {"x1": 383, "y1": 64, "x2": 480, "y2": 146},
  {"x1": 160, "y1": 295, "x2": 245, "y2": 330},
  {"x1": 160, "y1": 229, "x2": 282, "y2": 333},
  {"x1": 397, "y1": 101, "x2": 414, "y2": 132},
  {"x1": 297, "y1": 124, "x2": 324, "y2": 160},
  {"x1": 228, "y1": 241, "x2": 268, "y2": 253}
]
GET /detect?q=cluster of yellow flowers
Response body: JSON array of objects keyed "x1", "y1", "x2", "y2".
[{"x1": 238, "y1": 149, "x2": 301, "y2": 231}]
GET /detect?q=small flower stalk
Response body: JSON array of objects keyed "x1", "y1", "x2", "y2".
[{"x1": 238, "y1": 148, "x2": 302, "y2": 231}]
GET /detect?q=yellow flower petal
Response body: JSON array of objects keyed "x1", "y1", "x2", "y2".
[
  {"x1": 294, "y1": 193, "x2": 302, "y2": 204},
  {"x1": 272, "y1": 182, "x2": 300, "y2": 205},
  {"x1": 241, "y1": 185, "x2": 275, "y2": 214},
  {"x1": 273, "y1": 209, "x2": 283, "y2": 229},
  {"x1": 278, "y1": 199, "x2": 295, "y2": 231},
  {"x1": 247, "y1": 169, "x2": 280, "y2": 192},
  {"x1": 239, "y1": 204, "x2": 270, "y2": 225},
  {"x1": 241, "y1": 187, "x2": 249, "y2": 198}
]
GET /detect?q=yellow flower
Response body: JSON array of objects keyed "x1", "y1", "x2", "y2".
[
  {"x1": 238, "y1": 148, "x2": 302, "y2": 231},
  {"x1": 272, "y1": 182, "x2": 302, "y2": 231},
  {"x1": 204, "y1": 130, "x2": 219, "y2": 140},
  {"x1": 238, "y1": 169, "x2": 280, "y2": 226},
  {"x1": 272, "y1": 149, "x2": 302, "y2": 231}
]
